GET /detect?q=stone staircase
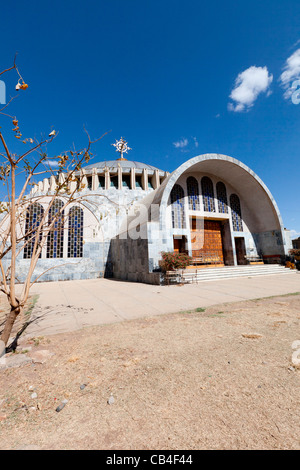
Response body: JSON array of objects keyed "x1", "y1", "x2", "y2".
[{"x1": 179, "y1": 264, "x2": 298, "y2": 283}]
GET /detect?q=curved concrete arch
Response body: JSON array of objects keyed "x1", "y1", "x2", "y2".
[{"x1": 153, "y1": 153, "x2": 285, "y2": 237}]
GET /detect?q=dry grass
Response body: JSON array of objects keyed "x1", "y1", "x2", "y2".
[{"x1": 0, "y1": 293, "x2": 300, "y2": 450}]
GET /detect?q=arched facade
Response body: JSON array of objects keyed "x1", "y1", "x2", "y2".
[{"x1": 141, "y1": 153, "x2": 289, "y2": 275}]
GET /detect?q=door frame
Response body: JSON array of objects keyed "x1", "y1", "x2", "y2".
[{"x1": 234, "y1": 237, "x2": 247, "y2": 265}]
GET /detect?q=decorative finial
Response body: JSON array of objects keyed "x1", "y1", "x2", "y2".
[{"x1": 112, "y1": 137, "x2": 132, "y2": 160}]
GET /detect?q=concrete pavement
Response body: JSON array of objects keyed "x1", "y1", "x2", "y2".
[{"x1": 20, "y1": 272, "x2": 300, "y2": 338}]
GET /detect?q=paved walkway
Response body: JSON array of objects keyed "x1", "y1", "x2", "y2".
[{"x1": 21, "y1": 272, "x2": 299, "y2": 338}]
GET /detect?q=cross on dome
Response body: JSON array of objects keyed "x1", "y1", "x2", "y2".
[{"x1": 112, "y1": 137, "x2": 132, "y2": 160}]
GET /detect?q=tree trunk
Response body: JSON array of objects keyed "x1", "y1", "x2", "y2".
[{"x1": 0, "y1": 305, "x2": 21, "y2": 346}]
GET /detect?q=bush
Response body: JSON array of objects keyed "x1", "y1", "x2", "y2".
[
  {"x1": 160, "y1": 251, "x2": 192, "y2": 271},
  {"x1": 289, "y1": 249, "x2": 300, "y2": 257}
]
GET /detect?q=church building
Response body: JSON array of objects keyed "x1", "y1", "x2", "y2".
[{"x1": 13, "y1": 142, "x2": 292, "y2": 285}]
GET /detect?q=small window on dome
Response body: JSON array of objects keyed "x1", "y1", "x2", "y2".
[
  {"x1": 148, "y1": 180, "x2": 154, "y2": 189},
  {"x1": 122, "y1": 175, "x2": 131, "y2": 188},
  {"x1": 87, "y1": 177, "x2": 92, "y2": 190},
  {"x1": 110, "y1": 175, "x2": 118, "y2": 189},
  {"x1": 98, "y1": 176, "x2": 105, "y2": 189},
  {"x1": 135, "y1": 176, "x2": 142, "y2": 188}
]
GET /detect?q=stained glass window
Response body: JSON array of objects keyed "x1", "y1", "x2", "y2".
[
  {"x1": 230, "y1": 194, "x2": 243, "y2": 231},
  {"x1": 68, "y1": 206, "x2": 83, "y2": 258},
  {"x1": 187, "y1": 176, "x2": 200, "y2": 210},
  {"x1": 201, "y1": 177, "x2": 215, "y2": 212},
  {"x1": 47, "y1": 199, "x2": 64, "y2": 258},
  {"x1": 216, "y1": 182, "x2": 228, "y2": 214},
  {"x1": 24, "y1": 203, "x2": 44, "y2": 259},
  {"x1": 171, "y1": 184, "x2": 185, "y2": 229}
]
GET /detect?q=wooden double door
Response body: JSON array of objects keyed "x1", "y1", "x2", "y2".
[{"x1": 191, "y1": 219, "x2": 224, "y2": 265}]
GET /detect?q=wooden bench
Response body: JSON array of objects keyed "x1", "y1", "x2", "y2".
[
  {"x1": 165, "y1": 270, "x2": 201, "y2": 285},
  {"x1": 244, "y1": 255, "x2": 264, "y2": 265},
  {"x1": 191, "y1": 257, "x2": 204, "y2": 265},
  {"x1": 191, "y1": 256, "x2": 222, "y2": 265},
  {"x1": 181, "y1": 272, "x2": 198, "y2": 284},
  {"x1": 165, "y1": 271, "x2": 184, "y2": 285}
]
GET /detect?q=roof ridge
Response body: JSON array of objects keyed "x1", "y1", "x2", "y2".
[{"x1": 83, "y1": 159, "x2": 163, "y2": 171}]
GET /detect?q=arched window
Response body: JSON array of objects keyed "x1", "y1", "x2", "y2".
[
  {"x1": 216, "y1": 182, "x2": 228, "y2": 214},
  {"x1": 24, "y1": 203, "x2": 44, "y2": 259},
  {"x1": 201, "y1": 177, "x2": 215, "y2": 212},
  {"x1": 187, "y1": 176, "x2": 200, "y2": 210},
  {"x1": 68, "y1": 206, "x2": 83, "y2": 258},
  {"x1": 47, "y1": 199, "x2": 64, "y2": 258},
  {"x1": 171, "y1": 184, "x2": 185, "y2": 229},
  {"x1": 230, "y1": 194, "x2": 243, "y2": 231}
]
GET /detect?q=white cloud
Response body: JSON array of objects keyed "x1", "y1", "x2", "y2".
[
  {"x1": 279, "y1": 48, "x2": 300, "y2": 99},
  {"x1": 173, "y1": 138, "x2": 189, "y2": 149},
  {"x1": 192, "y1": 136, "x2": 199, "y2": 148},
  {"x1": 44, "y1": 159, "x2": 60, "y2": 168},
  {"x1": 290, "y1": 229, "x2": 300, "y2": 240},
  {"x1": 228, "y1": 66, "x2": 273, "y2": 112}
]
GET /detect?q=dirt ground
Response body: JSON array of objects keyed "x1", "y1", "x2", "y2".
[{"x1": 0, "y1": 293, "x2": 299, "y2": 450}]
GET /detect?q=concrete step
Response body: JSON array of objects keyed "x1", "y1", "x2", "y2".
[
  {"x1": 185, "y1": 271, "x2": 295, "y2": 280},
  {"x1": 181, "y1": 265, "x2": 297, "y2": 282},
  {"x1": 186, "y1": 266, "x2": 289, "y2": 274},
  {"x1": 187, "y1": 264, "x2": 284, "y2": 271},
  {"x1": 184, "y1": 270, "x2": 295, "y2": 277}
]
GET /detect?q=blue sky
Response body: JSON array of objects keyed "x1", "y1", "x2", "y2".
[{"x1": 0, "y1": 0, "x2": 300, "y2": 237}]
